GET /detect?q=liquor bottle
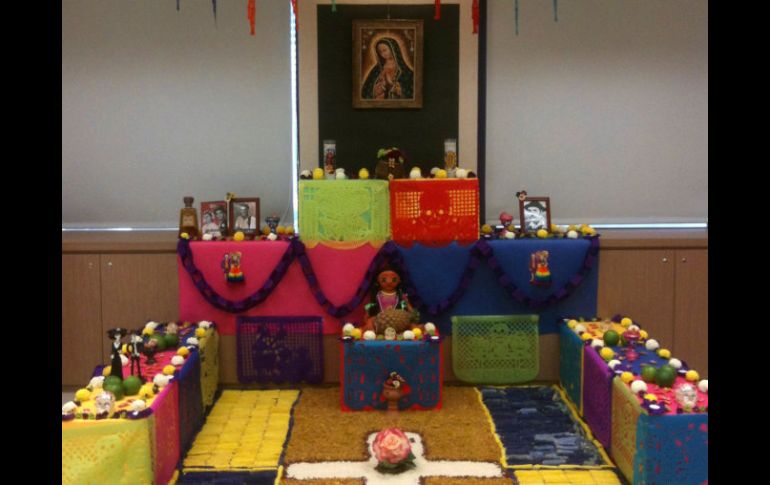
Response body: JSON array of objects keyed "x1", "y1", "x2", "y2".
[{"x1": 179, "y1": 196, "x2": 199, "y2": 238}]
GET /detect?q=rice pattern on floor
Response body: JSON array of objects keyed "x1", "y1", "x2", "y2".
[
  {"x1": 479, "y1": 386, "x2": 613, "y2": 469},
  {"x1": 179, "y1": 389, "x2": 299, "y2": 483},
  {"x1": 281, "y1": 386, "x2": 510, "y2": 484},
  {"x1": 514, "y1": 469, "x2": 622, "y2": 485}
]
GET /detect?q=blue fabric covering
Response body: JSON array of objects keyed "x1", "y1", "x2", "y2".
[
  {"x1": 608, "y1": 345, "x2": 670, "y2": 375},
  {"x1": 342, "y1": 340, "x2": 441, "y2": 410},
  {"x1": 479, "y1": 386, "x2": 607, "y2": 467},
  {"x1": 178, "y1": 349, "x2": 204, "y2": 456},
  {"x1": 635, "y1": 413, "x2": 708, "y2": 484},
  {"x1": 559, "y1": 323, "x2": 584, "y2": 410},
  {"x1": 396, "y1": 239, "x2": 598, "y2": 334}
]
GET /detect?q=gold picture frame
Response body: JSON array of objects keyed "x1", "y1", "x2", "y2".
[{"x1": 352, "y1": 19, "x2": 424, "y2": 109}]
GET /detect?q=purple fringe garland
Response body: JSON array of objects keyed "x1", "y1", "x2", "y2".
[{"x1": 177, "y1": 236, "x2": 600, "y2": 319}]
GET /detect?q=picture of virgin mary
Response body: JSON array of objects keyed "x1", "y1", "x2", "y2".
[
  {"x1": 362, "y1": 37, "x2": 414, "y2": 100},
  {"x1": 353, "y1": 19, "x2": 423, "y2": 109}
]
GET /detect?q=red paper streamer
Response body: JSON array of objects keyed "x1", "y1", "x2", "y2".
[
  {"x1": 291, "y1": 0, "x2": 298, "y2": 23},
  {"x1": 434, "y1": 0, "x2": 441, "y2": 20},
  {"x1": 472, "y1": 0, "x2": 479, "y2": 34},
  {"x1": 247, "y1": 0, "x2": 255, "y2": 35}
]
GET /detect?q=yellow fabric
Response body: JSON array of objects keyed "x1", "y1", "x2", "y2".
[
  {"x1": 198, "y1": 327, "x2": 220, "y2": 408},
  {"x1": 62, "y1": 418, "x2": 154, "y2": 485},
  {"x1": 569, "y1": 322, "x2": 626, "y2": 340},
  {"x1": 183, "y1": 389, "x2": 299, "y2": 471},
  {"x1": 610, "y1": 377, "x2": 643, "y2": 483},
  {"x1": 514, "y1": 469, "x2": 622, "y2": 484}
]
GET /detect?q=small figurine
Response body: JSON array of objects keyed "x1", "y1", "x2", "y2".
[
  {"x1": 222, "y1": 252, "x2": 245, "y2": 283},
  {"x1": 335, "y1": 168, "x2": 347, "y2": 180},
  {"x1": 106, "y1": 327, "x2": 128, "y2": 380},
  {"x1": 381, "y1": 371, "x2": 410, "y2": 412},
  {"x1": 364, "y1": 267, "x2": 418, "y2": 334},
  {"x1": 265, "y1": 215, "x2": 281, "y2": 234},
  {"x1": 529, "y1": 250, "x2": 551, "y2": 287},
  {"x1": 375, "y1": 148, "x2": 406, "y2": 180},
  {"x1": 409, "y1": 167, "x2": 422, "y2": 179},
  {"x1": 126, "y1": 331, "x2": 144, "y2": 381}
]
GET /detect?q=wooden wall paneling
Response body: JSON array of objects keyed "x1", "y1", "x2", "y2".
[
  {"x1": 674, "y1": 249, "x2": 708, "y2": 377},
  {"x1": 598, "y1": 249, "x2": 676, "y2": 347},
  {"x1": 62, "y1": 254, "x2": 103, "y2": 386},
  {"x1": 100, "y1": 254, "x2": 180, "y2": 343}
]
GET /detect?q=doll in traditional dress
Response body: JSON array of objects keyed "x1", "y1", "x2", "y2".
[{"x1": 363, "y1": 267, "x2": 419, "y2": 334}]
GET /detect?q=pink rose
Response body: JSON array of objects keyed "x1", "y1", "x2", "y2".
[{"x1": 372, "y1": 428, "x2": 412, "y2": 464}]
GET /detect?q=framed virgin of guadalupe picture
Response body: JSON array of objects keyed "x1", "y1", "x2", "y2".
[{"x1": 352, "y1": 19, "x2": 423, "y2": 109}]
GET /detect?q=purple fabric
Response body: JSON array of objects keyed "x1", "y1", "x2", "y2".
[
  {"x1": 582, "y1": 345, "x2": 614, "y2": 451},
  {"x1": 236, "y1": 316, "x2": 323, "y2": 384}
]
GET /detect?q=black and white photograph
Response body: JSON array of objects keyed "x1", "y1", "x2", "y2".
[
  {"x1": 519, "y1": 197, "x2": 551, "y2": 234},
  {"x1": 228, "y1": 198, "x2": 260, "y2": 235}
]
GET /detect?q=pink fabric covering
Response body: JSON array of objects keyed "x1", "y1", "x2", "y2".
[
  {"x1": 178, "y1": 241, "x2": 381, "y2": 334},
  {"x1": 150, "y1": 380, "x2": 180, "y2": 485},
  {"x1": 634, "y1": 376, "x2": 708, "y2": 415}
]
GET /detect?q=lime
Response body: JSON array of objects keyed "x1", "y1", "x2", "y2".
[
  {"x1": 655, "y1": 365, "x2": 677, "y2": 388},
  {"x1": 641, "y1": 365, "x2": 658, "y2": 383},
  {"x1": 149, "y1": 334, "x2": 167, "y2": 352},
  {"x1": 103, "y1": 381, "x2": 124, "y2": 400},
  {"x1": 603, "y1": 330, "x2": 620, "y2": 347},
  {"x1": 163, "y1": 333, "x2": 179, "y2": 349},
  {"x1": 104, "y1": 375, "x2": 123, "y2": 388},
  {"x1": 122, "y1": 376, "x2": 143, "y2": 396}
]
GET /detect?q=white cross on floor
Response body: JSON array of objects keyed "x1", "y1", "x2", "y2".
[{"x1": 286, "y1": 432, "x2": 503, "y2": 484}]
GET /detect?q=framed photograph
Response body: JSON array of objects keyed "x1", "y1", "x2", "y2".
[
  {"x1": 352, "y1": 19, "x2": 423, "y2": 109},
  {"x1": 228, "y1": 198, "x2": 260, "y2": 236},
  {"x1": 200, "y1": 200, "x2": 228, "y2": 238},
  {"x1": 519, "y1": 196, "x2": 552, "y2": 234}
]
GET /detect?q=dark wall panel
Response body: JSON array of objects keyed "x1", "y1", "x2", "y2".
[{"x1": 317, "y1": 4, "x2": 459, "y2": 174}]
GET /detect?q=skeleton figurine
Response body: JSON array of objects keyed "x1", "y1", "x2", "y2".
[
  {"x1": 127, "y1": 331, "x2": 144, "y2": 380},
  {"x1": 106, "y1": 327, "x2": 128, "y2": 380}
]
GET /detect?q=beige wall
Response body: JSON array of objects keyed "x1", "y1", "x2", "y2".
[
  {"x1": 62, "y1": 0, "x2": 294, "y2": 227},
  {"x1": 62, "y1": 0, "x2": 707, "y2": 227},
  {"x1": 485, "y1": 0, "x2": 708, "y2": 224}
]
